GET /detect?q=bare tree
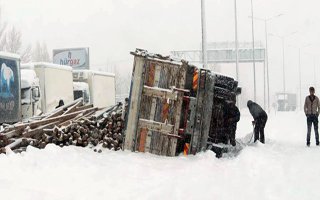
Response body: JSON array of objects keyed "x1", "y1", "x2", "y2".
[
  {"x1": 0, "y1": 8, "x2": 32, "y2": 61},
  {"x1": 0, "y1": 8, "x2": 7, "y2": 51},
  {"x1": 32, "y1": 41, "x2": 50, "y2": 62},
  {"x1": 21, "y1": 44, "x2": 32, "y2": 63},
  {"x1": 4, "y1": 26, "x2": 22, "y2": 53},
  {"x1": 3, "y1": 26, "x2": 32, "y2": 63}
]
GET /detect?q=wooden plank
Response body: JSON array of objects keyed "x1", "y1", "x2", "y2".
[
  {"x1": 138, "y1": 119, "x2": 174, "y2": 133},
  {"x1": 145, "y1": 64, "x2": 161, "y2": 153},
  {"x1": 159, "y1": 65, "x2": 170, "y2": 156},
  {"x1": 138, "y1": 128, "x2": 147, "y2": 152},
  {"x1": 168, "y1": 63, "x2": 187, "y2": 156},
  {"x1": 190, "y1": 69, "x2": 212, "y2": 154},
  {"x1": 136, "y1": 62, "x2": 155, "y2": 152},
  {"x1": 4, "y1": 138, "x2": 37, "y2": 152},
  {"x1": 62, "y1": 101, "x2": 83, "y2": 116},
  {"x1": 2, "y1": 123, "x2": 27, "y2": 134},
  {"x1": 0, "y1": 129, "x2": 23, "y2": 140},
  {"x1": 23, "y1": 121, "x2": 60, "y2": 138},
  {"x1": 93, "y1": 104, "x2": 119, "y2": 119},
  {"x1": 29, "y1": 107, "x2": 97, "y2": 129},
  {"x1": 142, "y1": 86, "x2": 178, "y2": 100},
  {"x1": 73, "y1": 104, "x2": 94, "y2": 112},
  {"x1": 124, "y1": 56, "x2": 146, "y2": 151},
  {"x1": 44, "y1": 98, "x2": 83, "y2": 119},
  {"x1": 59, "y1": 114, "x2": 84, "y2": 128}
]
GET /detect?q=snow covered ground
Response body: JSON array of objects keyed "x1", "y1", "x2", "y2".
[{"x1": 1, "y1": 110, "x2": 320, "y2": 200}]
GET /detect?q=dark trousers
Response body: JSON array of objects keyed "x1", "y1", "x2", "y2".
[
  {"x1": 254, "y1": 116, "x2": 268, "y2": 144},
  {"x1": 306, "y1": 114, "x2": 319, "y2": 145},
  {"x1": 229, "y1": 127, "x2": 236, "y2": 146}
]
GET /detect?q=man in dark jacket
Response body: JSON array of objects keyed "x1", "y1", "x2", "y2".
[
  {"x1": 247, "y1": 100, "x2": 268, "y2": 144},
  {"x1": 224, "y1": 99, "x2": 240, "y2": 146}
]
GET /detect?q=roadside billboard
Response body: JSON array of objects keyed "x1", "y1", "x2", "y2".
[{"x1": 53, "y1": 48, "x2": 89, "y2": 69}]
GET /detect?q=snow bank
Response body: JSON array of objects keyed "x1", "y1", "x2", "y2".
[{"x1": 1, "y1": 111, "x2": 320, "y2": 200}]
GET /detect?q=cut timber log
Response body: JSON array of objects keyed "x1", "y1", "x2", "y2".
[{"x1": 0, "y1": 102, "x2": 125, "y2": 154}]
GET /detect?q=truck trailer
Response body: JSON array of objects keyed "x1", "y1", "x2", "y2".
[
  {"x1": 124, "y1": 49, "x2": 240, "y2": 157},
  {"x1": 73, "y1": 70, "x2": 115, "y2": 108},
  {"x1": 0, "y1": 52, "x2": 21, "y2": 124},
  {"x1": 22, "y1": 63, "x2": 74, "y2": 115}
]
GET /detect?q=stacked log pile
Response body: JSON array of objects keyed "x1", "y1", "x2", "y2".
[{"x1": 0, "y1": 98, "x2": 124, "y2": 154}]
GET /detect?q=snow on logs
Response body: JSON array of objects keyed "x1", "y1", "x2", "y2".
[{"x1": 0, "y1": 99, "x2": 125, "y2": 154}]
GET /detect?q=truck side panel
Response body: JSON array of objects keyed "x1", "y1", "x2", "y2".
[
  {"x1": 125, "y1": 54, "x2": 187, "y2": 156},
  {"x1": 35, "y1": 65, "x2": 74, "y2": 114},
  {"x1": 0, "y1": 57, "x2": 21, "y2": 123},
  {"x1": 91, "y1": 73, "x2": 115, "y2": 108},
  {"x1": 44, "y1": 67, "x2": 74, "y2": 113}
]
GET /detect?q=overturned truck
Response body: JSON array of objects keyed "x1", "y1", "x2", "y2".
[{"x1": 124, "y1": 49, "x2": 240, "y2": 157}]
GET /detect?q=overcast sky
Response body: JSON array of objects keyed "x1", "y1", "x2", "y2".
[{"x1": 1, "y1": 0, "x2": 320, "y2": 105}]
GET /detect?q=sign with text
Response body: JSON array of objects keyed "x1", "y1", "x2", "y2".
[{"x1": 53, "y1": 48, "x2": 89, "y2": 69}]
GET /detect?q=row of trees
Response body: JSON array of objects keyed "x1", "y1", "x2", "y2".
[{"x1": 0, "y1": 9, "x2": 50, "y2": 63}]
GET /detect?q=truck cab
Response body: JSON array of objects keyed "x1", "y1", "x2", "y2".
[
  {"x1": 73, "y1": 81, "x2": 90, "y2": 104},
  {"x1": 20, "y1": 64, "x2": 41, "y2": 119}
]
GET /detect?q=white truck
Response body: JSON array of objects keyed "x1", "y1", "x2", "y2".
[
  {"x1": 21, "y1": 62, "x2": 74, "y2": 116},
  {"x1": 73, "y1": 70, "x2": 115, "y2": 108}
]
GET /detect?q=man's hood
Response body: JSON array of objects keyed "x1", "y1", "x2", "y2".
[{"x1": 247, "y1": 100, "x2": 254, "y2": 107}]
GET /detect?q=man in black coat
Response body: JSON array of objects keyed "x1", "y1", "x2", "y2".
[
  {"x1": 224, "y1": 99, "x2": 240, "y2": 146},
  {"x1": 247, "y1": 100, "x2": 268, "y2": 144}
]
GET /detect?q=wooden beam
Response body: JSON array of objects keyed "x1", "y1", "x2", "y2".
[
  {"x1": 29, "y1": 107, "x2": 97, "y2": 129},
  {"x1": 62, "y1": 101, "x2": 83, "y2": 116},
  {"x1": 44, "y1": 98, "x2": 83, "y2": 119}
]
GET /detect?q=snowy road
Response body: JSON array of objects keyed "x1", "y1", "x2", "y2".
[{"x1": 1, "y1": 111, "x2": 320, "y2": 200}]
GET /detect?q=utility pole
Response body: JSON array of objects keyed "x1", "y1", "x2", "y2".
[
  {"x1": 250, "y1": 14, "x2": 283, "y2": 112},
  {"x1": 250, "y1": 0, "x2": 257, "y2": 102},
  {"x1": 282, "y1": 37, "x2": 286, "y2": 95},
  {"x1": 201, "y1": 0, "x2": 208, "y2": 69},
  {"x1": 234, "y1": 0, "x2": 240, "y2": 107},
  {"x1": 314, "y1": 57, "x2": 316, "y2": 87},
  {"x1": 270, "y1": 32, "x2": 298, "y2": 100},
  {"x1": 234, "y1": 0, "x2": 239, "y2": 81},
  {"x1": 298, "y1": 48, "x2": 302, "y2": 110},
  {"x1": 264, "y1": 20, "x2": 269, "y2": 111}
]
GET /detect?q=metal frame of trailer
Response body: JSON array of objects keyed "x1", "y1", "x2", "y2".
[{"x1": 124, "y1": 49, "x2": 215, "y2": 156}]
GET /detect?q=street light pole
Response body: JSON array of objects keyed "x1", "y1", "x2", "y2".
[
  {"x1": 314, "y1": 57, "x2": 316, "y2": 86},
  {"x1": 250, "y1": 14, "x2": 283, "y2": 112},
  {"x1": 201, "y1": 0, "x2": 208, "y2": 69},
  {"x1": 250, "y1": 0, "x2": 257, "y2": 102},
  {"x1": 270, "y1": 32, "x2": 297, "y2": 104},
  {"x1": 299, "y1": 48, "x2": 302, "y2": 110},
  {"x1": 234, "y1": 0, "x2": 240, "y2": 107},
  {"x1": 282, "y1": 37, "x2": 286, "y2": 95},
  {"x1": 264, "y1": 19, "x2": 270, "y2": 112},
  {"x1": 289, "y1": 44, "x2": 311, "y2": 110},
  {"x1": 234, "y1": 0, "x2": 239, "y2": 81}
]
